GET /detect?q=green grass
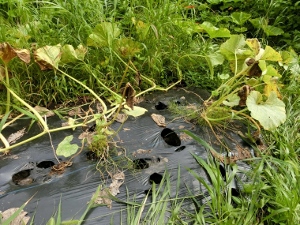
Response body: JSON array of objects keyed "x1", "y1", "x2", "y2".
[{"x1": 0, "y1": 0, "x2": 300, "y2": 224}]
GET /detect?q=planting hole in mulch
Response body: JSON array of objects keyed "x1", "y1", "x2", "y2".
[
  {"x1": 149, "y1": 173, "x2": 163, "y2": 184},
  {"x1": 155, "y1": 101, "x2": 167, "y2": 110},
  {"x1": 175, "y1": 146, "x2": 186, "y2": 152},
  {"x1": 36, "y1": 161, "x2": 55, "y2": 169},
  {"x1": 161, "y1": 128, "x2": 181, "y2": 146},
  {"x1": 86, "y1": 151, "x2": 100, "y2": 161},
  {"x1": 12, "y1": 169, "x2": 33, "y2": 185},
  {"x1": 132, "y1": 158, "x2": 150, "y2": 169}
]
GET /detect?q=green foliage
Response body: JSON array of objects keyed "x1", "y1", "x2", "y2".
[
  {"x1": 246, "y1": 91, "x2": 286, "y2": 130},
  {"x1": 56, "y1": 135, "x2": 79, "y2": 158}
]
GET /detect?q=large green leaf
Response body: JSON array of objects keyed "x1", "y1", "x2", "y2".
[
  {"x1": 87, "y1": 22, "x2": 121, "y2": 48},
  {"x1": 246, "y1": 91, "x2": 286, "y2": 130},
  {"x1": 231, "y1": 12, "x2": 251, "y2": 26},
  {"x1": 220, "y1": 34, "x2": 252, "y2": 60},
  {"x1": 205, "y1": 51, "x2": 224, "y2": 78},
  {"x1": 263, "y1": 25, "x2": 284, "y2": 36},
  {"x1": 260, "y1": 46, "x2": 282, "y2": 61},
  {"x1": 60, "y1": 44, "x2": 87, "y2": 63},
  {"x1": 56, "y1": 135, "x2": 79, "y2": 157},
  {"x1": 200, "y1": 22, "x2": 231, "y2": 38}
]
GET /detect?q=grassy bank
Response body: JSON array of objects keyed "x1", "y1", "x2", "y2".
[{"x1": 0, "y1": 0, "x2": 299, "y2": 224}]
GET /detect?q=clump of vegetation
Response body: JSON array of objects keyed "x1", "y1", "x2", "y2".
[{"x1": 0, "y1": 0, "x2": 299, "y2": 224}]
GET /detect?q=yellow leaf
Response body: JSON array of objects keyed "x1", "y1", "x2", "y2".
[
  {"x1": 246, "y1": 38, "x2": 260, "y2": 55},
  {"x1": 264, "y1": 80, "x2": 282, "y2": 98}
]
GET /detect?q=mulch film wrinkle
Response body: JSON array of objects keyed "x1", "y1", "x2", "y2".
[{"x1": 0, "y1": 88, "x2": 253, "y2": 224}]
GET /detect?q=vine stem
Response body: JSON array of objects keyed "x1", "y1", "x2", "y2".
[
  {"x1": 57, "y1": 68, "x2": 108, "y2": 114},
  {"x1": 4, "y1": 64, "x2": 10, "y2": 115},
  {"x1": 7, "y1": 87, "x2": 49, "y2": 131}
]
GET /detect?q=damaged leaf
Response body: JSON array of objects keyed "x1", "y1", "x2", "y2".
[
  {"x1": 124, "y1": 82, "x2": 136, "y2": 109},
  {"x1": 34, "y1": 45, "x2": 61, "y2": 70},
  {"x1": 94, "y1": 172, "x2": 125, "y2": 208},
  {"x1": 7, "y1": 128, "x2": 26, "y2": 144},
  {"x1": 151, "y1": 113, "x2": 166, "y2": 127},
  {"x1": 0, "y1": 42, "x2": 30, "y2": 64},
  {"x1": 1, "y1": 208, "x2": 30, "y2": 225}
]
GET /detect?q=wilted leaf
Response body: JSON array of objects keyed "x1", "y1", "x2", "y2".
[
  {"x1": 34, "y1": 45, "x2": 61, "y2": 70},
  {"x1": 200, "y1": 22, "x2": 231, "y2": 38},
  {"x1": 238, "y1": 85, "x2": 253, "y2": 106},
  {"x1": 122, "y1": 105, "x2": 147, "y2": 117},
  {"x1": 115, "y1": 113, "x2": 127, "y2": 123},
  {"x1": 246, "y1": 91, "x2": 286, "y2": 130},
  {"x1": 0, "y1": 42, "x2": 30, "y2": 64},
  {"x1": 56, "y1": 135, "x2": 79, "y2": 157},
  {"x1": 87, "y1": 22, "x2": 121, "y2": 47},
  {"x1": 1, "y1": 208, "x2": 30, "y2": 225},
  {"x1": 264, "y1": 79, "x2": 282, "y2": 98},
  {"x1": 124, "y1": 82, "x2": 136, "y2": 109},
  {"x1": 151, "y1": 113, "x2": 166, "y2": 127},
  {"x1": 94, "y1": 172, "x2": 125, "y2": 209},
  {"x1": 246, "y1": 38, "x2": 260, "y2": 55},
  {"x1": 7, "y1": 128, "x2": 26, "y2": 144}
]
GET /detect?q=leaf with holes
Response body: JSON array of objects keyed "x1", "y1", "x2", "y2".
[
  {"x1": 56, "y1": 135, "x2": 79, "y2": 157},
  {"x1": 246, "y1": 91, "x2": 286, "y2": 130}
]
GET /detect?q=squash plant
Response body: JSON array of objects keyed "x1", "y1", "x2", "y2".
[{"x1": 202, "y1": 34, "x2": 286, "y2": 131}]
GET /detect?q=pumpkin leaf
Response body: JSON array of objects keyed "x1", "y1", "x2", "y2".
[
  {"x1": 200, "y1": 22, "x2": 231, "y2": 38},
  {"x1": 122, "y1": 105, "x2": 147, "y2": 117},
  {"x1": 34, "y1": 45, "x2": 61, "y2": 70},
  {"x1": 56, "y1": 135, "x2": 79, "y2": 157},
  {"x1": 246, "y1": 91, "x2": 286, "y2": 130}
]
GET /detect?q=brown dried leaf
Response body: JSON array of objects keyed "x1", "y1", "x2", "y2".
[
  {"x1": 78, "y1": 131, "x2": 95, "y2": 145},
  {"x1": 34, "y1": 106, "x2": 55, "y2": 117},
  {"x1": 7, "y1": 128, "x2": 26, "y2": 144},
  {"x1": 115, "y1": 113, "x2": 127, "y2": 123},
  {"x1": 247, "y1": 61, "x2": 262, "y2": 77},
  {"x1": 1, "y1": 208, "x2": 30, "y2": 225},
  {"x1": 94, "y1": 189, "x2": 112, "y2": 208},
  {"x1": 0, "y1": 42, "x2": 30, "y2": 64},
  {"x1": 151, "y1": 113, "x2": 166, "y2": 127},
  {"x1": 94, "y1": 172, "x2": 125, "y2": 209},
  {"x1": 132, "y1": 149, "x2": 152, "y2": 157},
  {"x1": 237, "y1": 85, "x2": 253, "y2": 106},
  {"x1": 124, "y1": 82, "x2": 136, "y2": 110},
  {"x1": 68, "y1": 107, "x2": 83, "y2": 116}
]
